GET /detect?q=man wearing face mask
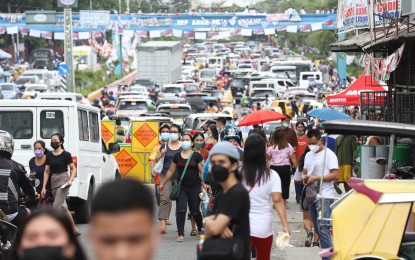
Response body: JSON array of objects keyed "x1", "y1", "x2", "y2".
[
  {"x1": 0, "y1": 131, "x2": 36, "y2": 228},
  {"x1": 204, "y1": 142, "x2": 250, "y2": 260},
  {"x1": 302, "y1": 130, "x2": 339, "y2": 260},
  {"x1": 216, "y1": 117, "x2": 227, "y2": 141},
  {"x1": 149, "y1": 124, "x2": 171, "y2": 206}
]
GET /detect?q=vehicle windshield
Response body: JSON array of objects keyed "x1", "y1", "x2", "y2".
[
  {"x1": 118, "y1": 101, "x2": 148, "y2": 110},
  {"x1": 158, "y1": 108, "x2": 191, "y2": 119},
  {"x1": 24, "y1": 74, "x2": 45, "y2": 80},
  {"x1": 239, "y1": 64, "x2": 252, "y2": 69},
  {"x1": 263, "y1": 122, "x2": 281, "y2": 136},
  {"x1": 252, "y1": 83, "x2": 268, "y2": 88},
  {"x1": 16, "y1": 78, "x2": 36, "y2": 84},
  {"x1": 251, "y1": 89, "x2": 274, "y2": 97},
  {"x1": 130, "y1": 87, "x2": 146, "y2": 93},
  {"x1": 163, "y1": 87, "x2": 181, "y2": 94},
  {"x1": 0, "y1": 85, "x2": 14, "y2": 91},
  {"x1": 184, "y1": 85, "x2": 198, "y2": 93},
  {"x1": 200, "y1": 70, "x2": 216, "y2": 78},
  {"x1": 26, "y1": 86, "x2": 45, "y2": 91}
]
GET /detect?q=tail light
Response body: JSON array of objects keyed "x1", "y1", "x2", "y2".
[{"x1": 72, "y1": 156, "x2": 78, "y2": 170}]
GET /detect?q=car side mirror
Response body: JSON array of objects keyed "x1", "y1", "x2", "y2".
[{"x1": 108, "y1": 143, "x2": 121, "y2": 154}]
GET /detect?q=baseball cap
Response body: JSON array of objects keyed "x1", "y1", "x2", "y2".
[{"x1": 209, "y1": 141, "x2": 240, "y2": 161}]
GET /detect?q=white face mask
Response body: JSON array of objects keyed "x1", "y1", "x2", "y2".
[{"x1": 308, "y1": 144, "x2": 320, "y2": 153}]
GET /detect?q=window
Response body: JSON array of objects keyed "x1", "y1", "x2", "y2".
[
  {"x1": 40, "y1": 110, "x2": 64, "y2": 139},
  {"x1": 89, "y1": 112, "x2": 99, "y2": 142},
  {"x1": 78, "y1": 110, "x2": 89, "y2": 141},
  {"x1": 0, "y1": 111, "x2": 33, "y2": 139}
]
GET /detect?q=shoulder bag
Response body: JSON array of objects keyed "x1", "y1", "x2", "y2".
[
  {"x1": 153, "y1": 143, "x2": 167, "y2": 175},
  {"x1": 169, "y1": 151, "x2": 193, "y2": 201}
]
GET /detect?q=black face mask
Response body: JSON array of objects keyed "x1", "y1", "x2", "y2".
[
  {"x1": 212, "y1": 164, "x2": 230, "y2": 182},
  {"x1": 21, "y1": 246, "x2": 64, "y2": 260},
  {"x1": 51, "y1": 142, "x2": 60, "y2": 150}
]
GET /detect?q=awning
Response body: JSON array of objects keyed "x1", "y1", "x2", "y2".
[
  {"x1": 0, "y1": 49, "x2": 12, "y2": 59},
  {"x1": 327, "y1": 73, "x2": 387, "y2": 106}
]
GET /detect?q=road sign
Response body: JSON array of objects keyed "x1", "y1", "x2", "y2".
[
  {"x1": 131, "y1": 121, "x2": 159, "y2": 153},
  {"x1": 115, "y1": 149, "x2": 137, "y2": 176},
  {"x1": 58, "y1": 63, "x2": 69, "y2": 75},
  {"x1": 101, "y1": 121, "x2": 115, "y2": 147}
]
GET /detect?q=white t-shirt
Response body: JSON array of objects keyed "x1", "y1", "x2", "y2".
[
  {"x1": 243, "y1": 170, "x2": 282, "y2": 238},
  {"x1": 304, "y1": 148, "x2": 339, "y2": 197}
]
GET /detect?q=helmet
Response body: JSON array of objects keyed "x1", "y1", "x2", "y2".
[
  {"x1": 221, "y1": 125, "x2": 242, "y2": 146},
  {"x1": 0, "y1": 130, "x2": 14, "y2": 156}
]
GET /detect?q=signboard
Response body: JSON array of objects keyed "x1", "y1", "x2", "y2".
[
  {"x1": 80, "y1": 10, "x2": 111, "y2": 26},
  {"x1": 114, "y1": 144, "x2": 151, "y2": 182},
  {"x1": 131, "y1": 121, "x2": 159, "y2": 153},
  {"x1": 25, "y1": 11, "x2": 56, "y2": 25},
  {"x1": 101, "y1": 121, "x2": 115, "y2": 147},
  {"x1": 58, "y1": 63, "x2": 68, "y2": 75},
  {"x1": 337, "y1": 0, "x2": 401, "y2": 33},
  {"x1": 57, "y1": 0, "x2": 79, "y2": 8}
]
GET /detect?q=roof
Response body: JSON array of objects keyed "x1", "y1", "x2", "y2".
[{"x1": 330, "y1": 23, "x2": 415, "y2": 52}]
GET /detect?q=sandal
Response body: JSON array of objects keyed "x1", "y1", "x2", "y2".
[
  {"x1": 177, "y1": 236, "x2": 185, "y2": 242},
  {"x1": 166, "y1": 220, "x2": 172, "y2": 225},
  {"x1": 190, "y1": 230, "x2": 197, "y2": 236},
  {"x1": 74, "y1": 231, "x2": 81, "y2": 237}
]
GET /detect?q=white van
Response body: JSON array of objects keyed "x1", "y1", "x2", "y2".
[
  {"x1": 22, "y1": 69, "x2": 50, "y2": 84},
  {"x1": 0, "y1": 100, "x2": 120, "y2": 223},
  {"x1": 36, "y1": 92, "x2": 85, "y2": 103},
  {"x1": 299, "y1": 71, "x2": 323, "y2": 88},
  {"x1": 208, "y1": 57, "x2": 224, "y2": 69},
  {"x1": 250, "y1": 79, "x2": 294, "y2": 95}
]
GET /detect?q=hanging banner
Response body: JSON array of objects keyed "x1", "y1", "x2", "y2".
[{"x1": 337, "y1": 0, "x2": 401, "y2": 33}]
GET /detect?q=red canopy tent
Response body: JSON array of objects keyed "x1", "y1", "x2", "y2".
[{"x1": 327, "y1": 74, "x2": 387, "y2": 106}]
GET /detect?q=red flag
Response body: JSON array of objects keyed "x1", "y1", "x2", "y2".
[
  {"x1": 162, "y1": 29, "x2": 173, "y2": 36},
  {"x1": 41, "y1": 31, "x2": 53, "y2": 39},
  {"x1": 324, "y1": 20, "x2": 334, "y2": 27},
  {"x1": 20, "y1": 28, "x2": 29, "y2": 35},
  {"x1": 0, "y1": 28, "x2": 5, "y2": 34},
  {"x1": 185, "y1": 32, "x2": 195, "y2": 38},
  {"x1": 138, "y1": 30, "x2": 148, "y2": 37},
  {"x1": 93, "y1": 31, "x2": 103, "y2": 38},
  {"x1": 277, "y1": 26, "x2": 287, "y2": 32},
  {"x1": 253, "y1": 29, "x2": 264, "y2": 35}
]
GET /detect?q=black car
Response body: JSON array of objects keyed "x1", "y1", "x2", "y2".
[{"x1": 230, "y1": 78, "x2": 249, "y2": 103}]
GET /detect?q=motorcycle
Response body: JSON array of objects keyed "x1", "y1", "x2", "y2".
[{"x1": 0, "y1": 210, "x2": 17, "y2": 260}]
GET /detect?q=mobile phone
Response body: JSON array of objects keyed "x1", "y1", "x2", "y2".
[{"x1": 61, "y1": 183, "x2": 68, "y2": 189}]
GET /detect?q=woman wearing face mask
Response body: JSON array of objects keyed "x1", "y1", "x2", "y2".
[
  {"x1": 193, "y1": 132, "x2": 208, "y2": 161},
  {"x1": 29, "y1": 141, "x2": 52, "y2": 197},
  {"x1": 266, "y1": 129, "x2": 297, "y2": 205},
  {"x1": 41, "y1": 133, "x2": 79, "y2": 236},
  {"x1": 10, "y1": 209, "x2": 87, "y2": 260},
  {"x1": 149, "y1": 124, "x2": 171, "y2": 206},
  {"x1": 160, "y1": 133, "x2": 205, "y2": 242},
  {"x1": 294, "y1": 122, "x2": 307, "y2": 203},
  {"x1": 205, "y1": 124, "x2": 218, "y2": 151},
  {"x1": 155, "y1": 124, "x2": 183, "y2": 234}
]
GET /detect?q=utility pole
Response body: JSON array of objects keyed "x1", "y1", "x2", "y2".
[{"x1": 8, "y1": 2, "x2": 18, "y2": 62}]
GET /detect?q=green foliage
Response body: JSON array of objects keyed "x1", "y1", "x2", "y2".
[
  {"x1": 75, "y1": 68, "x2": 121, "y2": 95},
  {"x1": 255, "y1": 0, "x2": 337, "y2": 13}
]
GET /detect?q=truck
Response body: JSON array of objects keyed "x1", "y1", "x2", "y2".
[
  {"x1": 30, "y1": 48, "x2": 54, "y2": 70},
  {"x1": 136, "y1": 41, "x2": 182, "y2": 85},
  {"x1": 73, "y1": 46, "x2": 98, "y2": 71}
]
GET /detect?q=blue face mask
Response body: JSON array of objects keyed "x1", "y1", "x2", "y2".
[
  {"x1": 169, "y1": 133, "x2": 179, "y2": 141},
  {"x1": 181, "y1": 141, "x2": 192, "y2": 150},
  {"x1": 161, "y1": 132, "x2": 170, "y2": 141},
  {"x1": 283, "y1": 123, "x2": 290, "y2": 128}
]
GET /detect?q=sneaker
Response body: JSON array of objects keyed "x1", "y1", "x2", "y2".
[{"x1": 305, "y1": 231, "x2": 313, "y2": 247}]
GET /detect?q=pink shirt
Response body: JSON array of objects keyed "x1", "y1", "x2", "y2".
[{"x1": 267, "y1": 144, "x2": 294, "y2": 166}]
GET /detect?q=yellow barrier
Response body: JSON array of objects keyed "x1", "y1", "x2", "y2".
[{"x1": 113, "y1": 144, "x2": 151, "y2": 183}]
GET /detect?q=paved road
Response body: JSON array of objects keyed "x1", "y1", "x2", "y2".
[{"x1": 76, "y1": 181, "x2": 322, "y2": 260}]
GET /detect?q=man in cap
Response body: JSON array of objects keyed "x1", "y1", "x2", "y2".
[{"x1": 204, "y1": 142, "x2": 250, "y2": 260}]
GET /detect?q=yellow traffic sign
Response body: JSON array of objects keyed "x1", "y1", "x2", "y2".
[
  {"x1": 131, "y1": 121, "x2": 159, "y2": 153},
  {"x1": 101, "y1": 120, "x2": 115, "y2": 148}
]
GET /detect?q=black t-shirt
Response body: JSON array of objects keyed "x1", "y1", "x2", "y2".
[
  {"x1": 173, "y1": 152, "x2": 203, "y2": 187},
  {"x1": 29, "y1": 157, "x2": 52, "y2": 193},
  {"x1": 45, "y1": 151, "x2": 73, "y2": 174},
  {"x1": 216, "y1": 183, "x2": 250, "y2": 260}
]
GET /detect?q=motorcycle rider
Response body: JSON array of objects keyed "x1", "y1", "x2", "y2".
[{"x1": 0, "y1": 130, "x2": 36, "y2": 227}]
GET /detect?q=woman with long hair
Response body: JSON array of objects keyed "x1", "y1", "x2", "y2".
[
  {"x1": 204, "y1": 124, "x2": 218, "y2": 151},
  {"x1": 41, "y1": 133, "x2": 79, "y2": 235},
  {"x1": 192, "y1": 132, "x2": 209, "y2": 161},
  {"x1": 160, "y1": 133, "x2": 205, "y2": 242},
  {"x1": 10, "y1": 209, "x2": 87, "y2": 260},
  {"x1": 155, "y1": 124, "x2": 183, "y2": 234},
  {"x1": 243, "y1": 134, "x2": 289, "y2": 260},
  {"x1": 266, "y1": 129, "x2": 297, "y2": 203},
  {"x1": 29, "y1": 140, "x2": 51, "y2": 196}
]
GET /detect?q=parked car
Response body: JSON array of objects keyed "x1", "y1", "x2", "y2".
[
  {"x1": 0, "y1": 83, "x2": 21, "y2": 99},
  {"x1": 159, "y1": 84, "x2": 186, "y2": 98},
  {"x1": 156, "y1": 104, "x2": 192, "y2": 126},
  {"x1": 182, "y1": 113, "x2": 233, "y2": 135},
  {"x1": 115, "y1": 98, "x2": 155, "y2": 117}
]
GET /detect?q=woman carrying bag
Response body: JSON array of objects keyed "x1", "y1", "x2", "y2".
[{"x1": 160, "y1": 133, "x2": 205, "y2": 242}]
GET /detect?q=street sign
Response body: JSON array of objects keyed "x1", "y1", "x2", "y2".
[
  {"x1": 101, "y1": 121, "x2": 115, "y2": 147},
  {"x1": 115, "y1": 149, "x2": 138, "y2": 176},
  {"x1": 80, "y1": 10, "x2": 111, "y2": 26},
  {"x1": 58, "y1": 63, "x2": 68, "y2": 75},
  {"x1": 131, "y1": 121, "x2": 159, "y2": 153}
]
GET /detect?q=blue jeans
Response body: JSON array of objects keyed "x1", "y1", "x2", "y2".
[{"x1": 308, "y1": 198, "x2": 334, "y2": 260}]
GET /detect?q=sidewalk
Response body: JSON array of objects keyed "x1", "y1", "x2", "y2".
[{"x1": 270, "y1": 181, "x2": 321, "y2": 260}]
